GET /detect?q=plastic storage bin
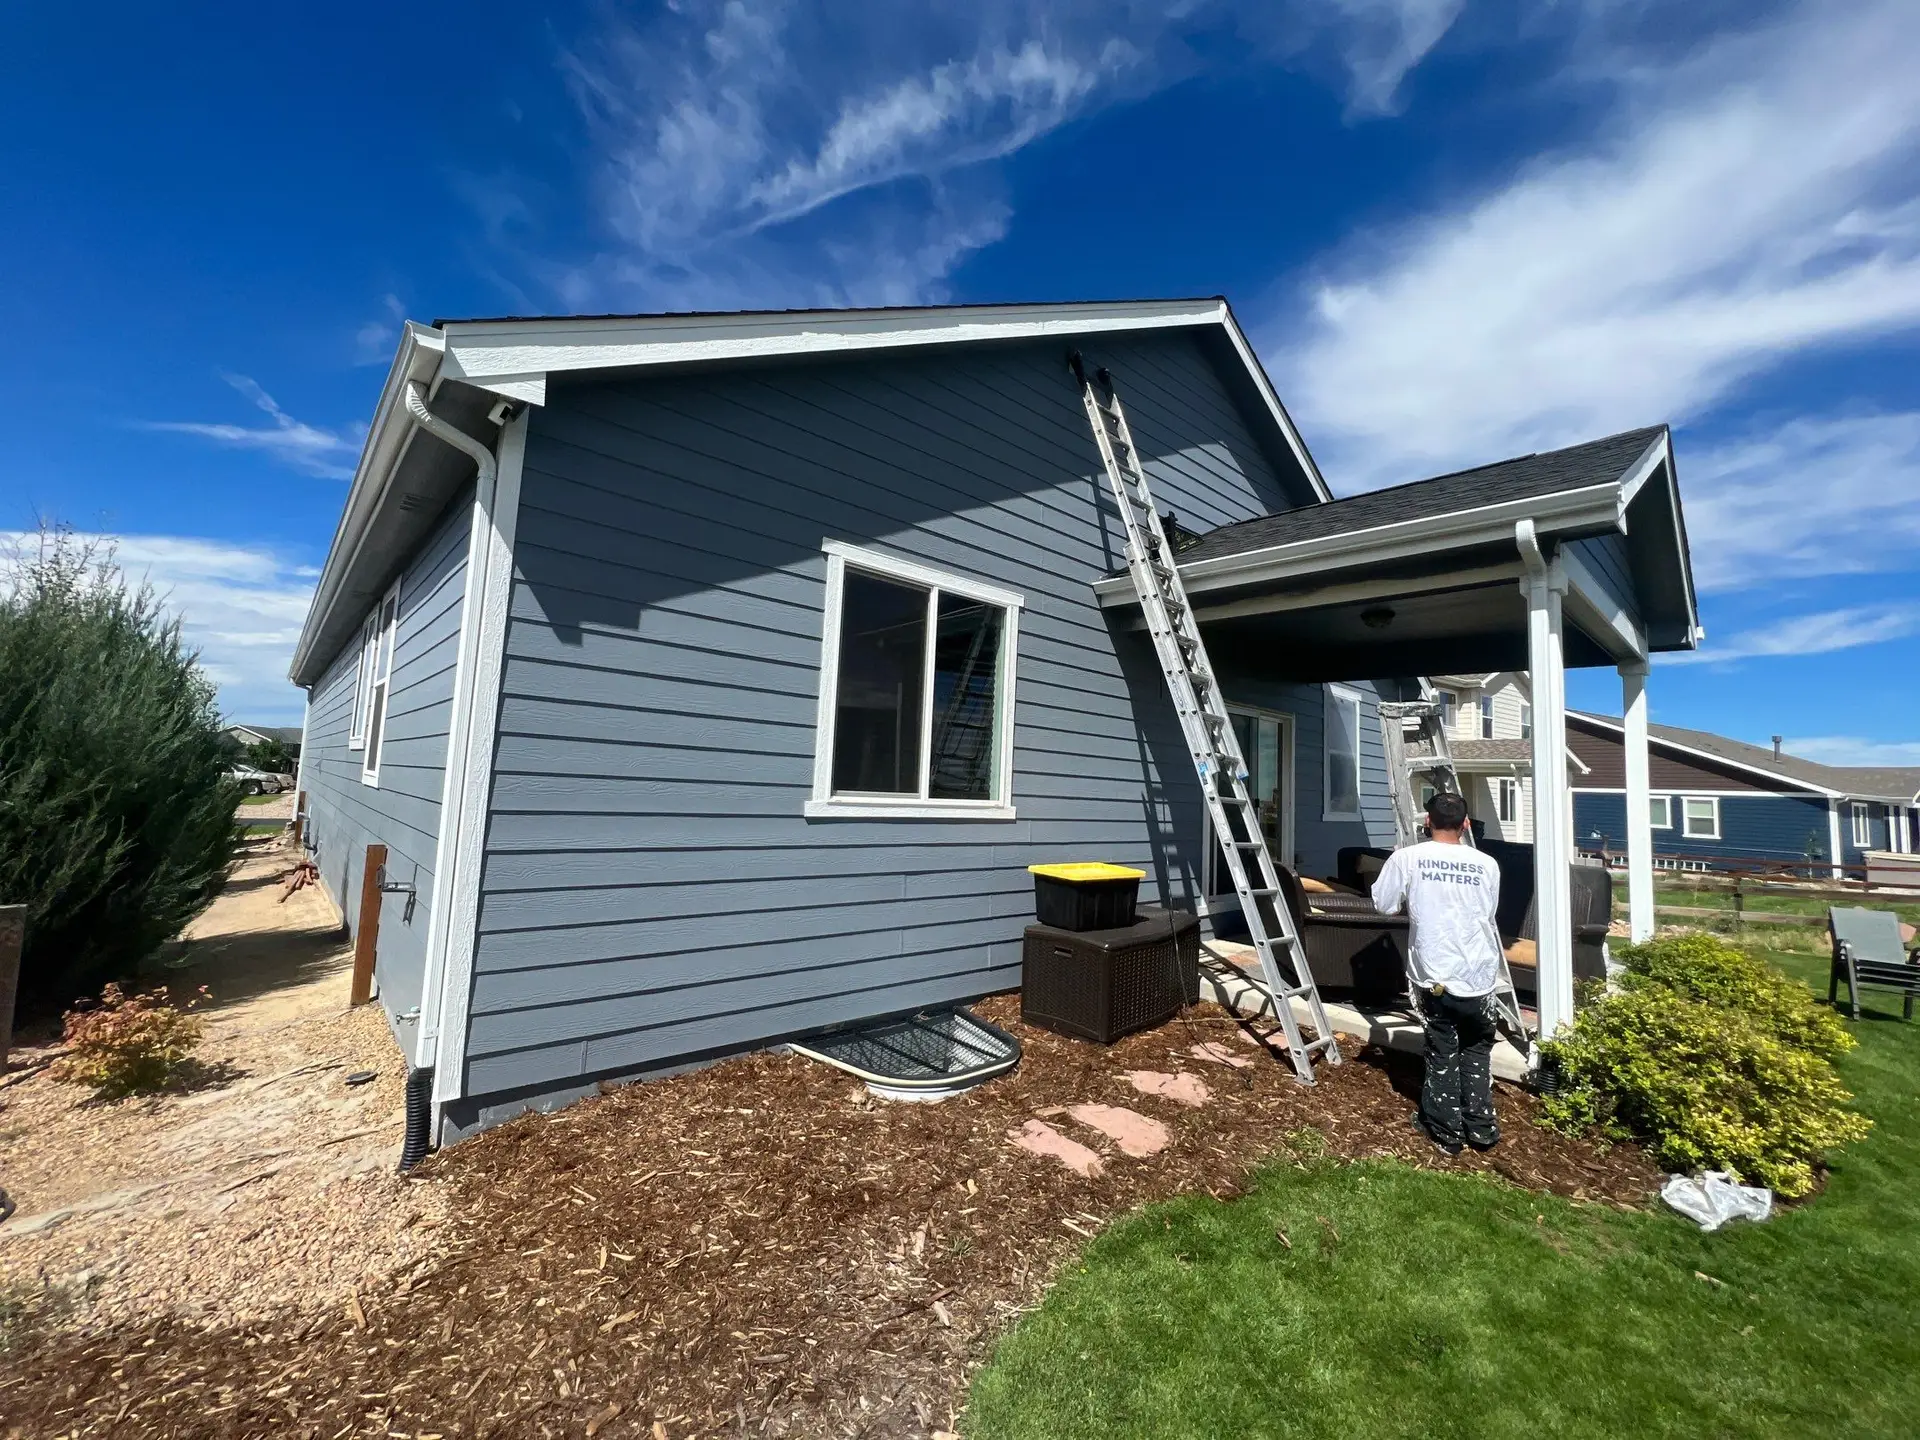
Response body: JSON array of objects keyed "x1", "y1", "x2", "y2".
[
  {"x1": 1021, "y1": 905, "x2": 1201, "y2": 1043},
  {"x1": 1027, "y1": 862, "x2": 1145, "y2": 931}
]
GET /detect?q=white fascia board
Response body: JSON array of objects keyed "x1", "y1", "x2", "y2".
[
  {"x1": 1216, "y1": 305, "x2": 1333, "y2": 503},
  {"x1": 1093, "y1": 483, "x2": 1623, "y2": 606},
  {"x1": 289, "y1": 323, "x2": 445, "y2": 684},
  {"x1": 439, "y1": 298, "x2": 1230, "y2": 390},
  {"x1": 1617, "y1": 431, "x2": 1670, "y2": 506},
  {"x1": 1560, "y1": 545, "x2": 1647, "y2": 661},
  {"x1": 1567, "y1": 711, "x2": 1844, "y2": 797}
]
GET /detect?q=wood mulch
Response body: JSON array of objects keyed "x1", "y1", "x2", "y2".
[{"x1": 2, "y1": 996, "x2": 1658, "y2": 1439}]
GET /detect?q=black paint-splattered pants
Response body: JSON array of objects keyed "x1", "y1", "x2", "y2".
[{"x1": 1419, "y1": 990, "x2": 1500, "y2": 1150}]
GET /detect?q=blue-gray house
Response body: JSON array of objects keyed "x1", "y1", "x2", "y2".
[
  {"x1": 1568, "y1": 713, "x2": 1920, "y2": 876},
  {"x1": 290, "y1": 299, "x2": 1701, "y2": 1144}
]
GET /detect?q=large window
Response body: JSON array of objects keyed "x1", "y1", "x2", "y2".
[
  {"x1": 1324, "y1": 685, "x2": 1362, "y2": 820},
  {"x1": 1648, "y1": 794, "x2": 1672, "y2": 829},
  {"x1": 1682, "y1": 796, "x2": 1720, "y2": 840},
  {"x1": 1851, "y1": 802, "x2": 1872, "y2": 849},
  {"x1": 808, "y1": 542, "x2": 1022, "y2": 819},
  {"x1": 360, "y1": 582, "x2": 399, "y2": 787}
]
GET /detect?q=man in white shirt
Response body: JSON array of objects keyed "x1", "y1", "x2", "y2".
[{"x1": 1370, "y1": 791, "x2": 1502, "y2": 1156}]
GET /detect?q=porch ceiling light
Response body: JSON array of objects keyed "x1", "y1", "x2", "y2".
[{"x1": 1360, "y1": 605, "x2": 1395, "y2": 630}]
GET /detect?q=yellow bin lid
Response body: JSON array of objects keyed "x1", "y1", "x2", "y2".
[{"x1": 1027, "y1": 862, "x2": 1145, "y2": 883}]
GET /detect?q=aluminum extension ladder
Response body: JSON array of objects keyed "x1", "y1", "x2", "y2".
[
  {"x1": 1076, "y1": 358, "x2": 1340, "y2": 1083},
  {"x1": 1376, "y1": 692, "x2": 1532, "y2": 1047}
]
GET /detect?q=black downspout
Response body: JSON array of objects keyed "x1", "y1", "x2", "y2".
[{"x1": 399, "y1": 1066, "x2": 435, "y2": 1172}]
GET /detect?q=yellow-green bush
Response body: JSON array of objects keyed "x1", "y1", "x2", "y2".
[
  {"x1": 1540, "y1": 934, "x2": 1869, "y2": 1196},
  {"x1": 50, "y1": 983, "x2": 206, "y2": 1098}
]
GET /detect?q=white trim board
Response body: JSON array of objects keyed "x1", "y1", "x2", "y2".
[{"x1": 428, "y1": 410, "x2": 529, "y2": 1121}]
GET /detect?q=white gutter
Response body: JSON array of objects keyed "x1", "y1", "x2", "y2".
[
  {"x1": 1093, "y1": 480, "x2": 1623, "y2": 605},
  {"x1": 288, "y1": 324, "x2": 445, "y2": 684}
]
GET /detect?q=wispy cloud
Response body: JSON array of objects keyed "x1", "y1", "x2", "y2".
[
  {"x1": 1273, "y1": 0, "x2": 1920, "y2": 489},
  {"x1": 144, "y1": 374, "x2": 363, "y2": 480},
  {"x1": 353, "y1": 293, "x2": 408, "y2": 365},
  {"x1": 1683, "y1": 411, "x2": 1920, "y2": 591},
  {"x1": 1783, "y1": 735, "x2": 1920, "y2": 769},
  {"x1": 1667, "y1": 603, "x2": 1920, "y2": 666},
  {"x1": 549, "y1": 1, "x2": 1466, "y2": 312},
  {"x1": 1, "y1": 530, "x2": 317, "y2": 723}
]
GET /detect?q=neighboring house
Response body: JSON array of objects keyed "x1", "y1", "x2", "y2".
[
  {"x1": 1567, "y1": 714, "x2": 1920, "y2": 874},
  {"x1": 221, "y1": 723, "x2": 302, "y2": 768},
  {"x1": 290, "y1": 298, "x2": 1699, "y2": 1144},
  {"x1": 1427, "y1": 672, "x2": 1590, "y2": 843}
]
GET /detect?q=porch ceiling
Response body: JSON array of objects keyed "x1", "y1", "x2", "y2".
[{"x1": 1095, "y1": 424, "x2": 1702, "y2": 682}]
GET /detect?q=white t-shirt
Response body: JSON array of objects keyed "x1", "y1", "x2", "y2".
[{"x1": 1370, "y1": 841, "x2": 1502, "y2": 998}]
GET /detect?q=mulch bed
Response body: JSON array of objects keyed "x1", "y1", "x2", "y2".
[{"x1": 3, "y1": 998, "x2": 1658, "y2": 1439}]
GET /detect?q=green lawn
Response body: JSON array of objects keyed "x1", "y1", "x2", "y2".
[
  {"x1": 238, "y1": 791, "x2": 284, "y2": 807},
  {"x1": 1622, "y1": 885, "x2": 1920, "y2": 929},
  {"x1": 967, "y1": 951, "x2": 1920, "y2": 1439}
]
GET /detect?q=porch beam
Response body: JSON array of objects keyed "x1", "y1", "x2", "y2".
[
  {"x1": 1619, "y1": 659, "x2": 1655, "y2": 943},
  {"x1": 1560, "y1": 547, "x2": 1648, "y2": 662},
  {"x1": 1519, "y1": 523, "x2": 1576, "y2": 1040},
  {"x1": 1109, "y1": 564, "x2": 1522, "y2": 628}
]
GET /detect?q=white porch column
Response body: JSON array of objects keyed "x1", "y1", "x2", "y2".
[
  {"x1": 1619, "y1": 659, "x2": 1655, "y2": 942},
  {"x1": 1523, "y1": 557, "x2": 1575, "y2": 1039}
]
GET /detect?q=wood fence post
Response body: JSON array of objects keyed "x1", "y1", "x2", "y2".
[
  {"x1": 350, "y1": 843, "x2": 386, "y2": 1008},
  {"x1": 0, "y1": 905, "x2": 23, "y2": 1069},
  {"x1": 292, "y1": 791, "x2": 306, "y2": 847}
]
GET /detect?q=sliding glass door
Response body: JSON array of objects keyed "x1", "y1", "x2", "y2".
[{"x1": 1205, "y1": 708, "x2": 1294, "y2": 915}]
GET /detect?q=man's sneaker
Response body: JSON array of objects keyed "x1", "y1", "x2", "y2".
[
  {"x1": 1467, "y1": 1136, "x2": 1500, "y2": 1153},
  {"x1": 1408, "y1": 1110, "x2": 1463, "y2": 1157}
]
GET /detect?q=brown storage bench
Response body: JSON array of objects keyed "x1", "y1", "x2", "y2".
[{"x1": 1021, "y1": 905, "x2": 1200, "y2": 1043}]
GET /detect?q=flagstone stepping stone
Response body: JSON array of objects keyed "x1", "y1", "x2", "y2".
[
  {"x1": 1008, "y1": 1119, "x2": 1104, "y2": 1177},
  {"x1": 1188, "y1": 1041, "x2": 1253, "y2": 1069},
  {"x1": 1065, "y1": 1104, "x2": 1170, "y2": 1158},
  {"x1": 1124, "y1": 1070, "x2": 1212, "y2": 1108}
]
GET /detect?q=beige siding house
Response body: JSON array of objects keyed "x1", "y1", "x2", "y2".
[{"x1": 1429, "y1": 673, "x2": 1587, "y2": 843}]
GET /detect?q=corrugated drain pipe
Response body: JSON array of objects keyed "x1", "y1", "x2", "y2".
[{"x1": 399, "y1": 1065, "x2": 435, "y2": 1172}]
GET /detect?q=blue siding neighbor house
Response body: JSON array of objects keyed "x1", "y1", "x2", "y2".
[
  {"x1": 1567, "y1": 712, "x2": 1920, "y2": 875},
  {"x1": 290, "y1": 299, "x2": 1700, "y2": 1146}
]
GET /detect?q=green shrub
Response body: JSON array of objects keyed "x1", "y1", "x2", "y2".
[
  {"x1": 50, "y1": 983, "x2": 207, "y2": 1097},
  {"x1": 1614, "y1": 932, "x2": 1855, "y2": 1059},
  {"x1": 0, "y1": 529, "x2": 241, "y2": 1013},
  {"x1": 1540, "y1": 935, "x2": 1869, "y2": 1197}
]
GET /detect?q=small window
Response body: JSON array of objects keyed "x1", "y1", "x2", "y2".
[
  {"x1": 1419, "y1": 782, "x2": 1437, "y2": 808},
  {"x1": 1480, "y1": 694, "x2": 1495, "y2": 740},
  {"x1": 1682, "y1": 796, "x2": 1720, "y2": 840},
  {"x1": 1324, "y1": 685, "x2": 1362, "y2": 820},
  {"x1": 1496, "y1": 777, "x2": 1519, "y2": 824},
  {"x1": 360, "y1": 582, "x2": 400, "y2": 787},
  {"x1": 808, "y1": 542, "x2": 1022, "y2": 819},
  {"x1": 1520, "y1": 702, "x2": 1532, "y2": 741},
  {"x1": 1851, "y1": 802, "x2": 1871, "y2": 849},
  {"x1": 1648, "y1": 795, "x2": 1672, "y2": 829},
  {"x1": 348, "y1": 613, "x2": 376, "y2": 750},
  {"x1": 1438, "y1": 690, "x2": 1456, "y2": 730}
]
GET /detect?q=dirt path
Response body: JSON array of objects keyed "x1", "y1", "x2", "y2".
[{"x1": 0, "y1": 838, "x2": 447, "y2": 1329}]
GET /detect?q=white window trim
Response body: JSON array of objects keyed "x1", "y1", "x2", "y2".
[
  {"x1": 1479, "y1": 694, "x2": 1495, "y2": 740},
  {"x1": 1850, "y1": 801, "x2": 1872, "y2": 849},
  {"x1": 360, "y1": 578, "x2": 402, "y2": 788},
  {"x1": 1323, "y1": 683, "x2": 1364, "y2": 821},
  {"x1": 1496, "y1": 776, "x2": 1519, "y2": 824},
  {"x1": 1681, "y1": 794, "x2": 1721, "y2": 841},
  {"x1": 348, "y1": 613, "x2": 376, "y2": 751},
  {"x1": 1519, "y1": 702, "x2": 1532, "y2": 741},
  {"x1": 806, "y1": 540, "x2": 1023, "y2": 821},
  {"x1": 1648, "y1": 794, "x2": 1672, "y2": 830}
]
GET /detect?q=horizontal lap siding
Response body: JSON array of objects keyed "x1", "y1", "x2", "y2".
[
  {"x1": 301, "y1": 488, "x2": 472, "y2": 1031},
  {"x1": 467, "y1": 333, "x2": 1303, "y2": 1098},
  {"x1": 1573, "y1": 790, "x2": 1833, "y2": 866}
]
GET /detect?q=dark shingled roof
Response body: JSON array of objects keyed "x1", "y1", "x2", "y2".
[
  {"x1": 1177, "y1": 426, "x2": 1666, "y2": 565},
  {"x1": 1574, "y1": 712, "x2": 1920, "y2": 803}
]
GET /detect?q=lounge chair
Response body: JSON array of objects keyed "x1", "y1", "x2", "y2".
[{"x1": 1828, "y1": 907, "x2": 1920, "y2": 1021}]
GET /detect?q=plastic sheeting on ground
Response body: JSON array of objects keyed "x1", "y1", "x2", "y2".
[{"x1": 1660, "y1": 1171, "x2": 1773, "y2": 1231}]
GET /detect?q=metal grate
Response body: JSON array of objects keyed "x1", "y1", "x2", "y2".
[{"x1": 790, "y1": 1006, "x2": 1021, "y2": 1091}]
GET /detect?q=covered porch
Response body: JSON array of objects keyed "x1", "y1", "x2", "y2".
[{"x1": 1098, "y1": 425, "x2": 1703, "y2": 1040}]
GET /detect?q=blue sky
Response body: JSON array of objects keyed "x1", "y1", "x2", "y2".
[{"x1": 4, "y1": 1, "x2": 1917, "y2": 767}]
